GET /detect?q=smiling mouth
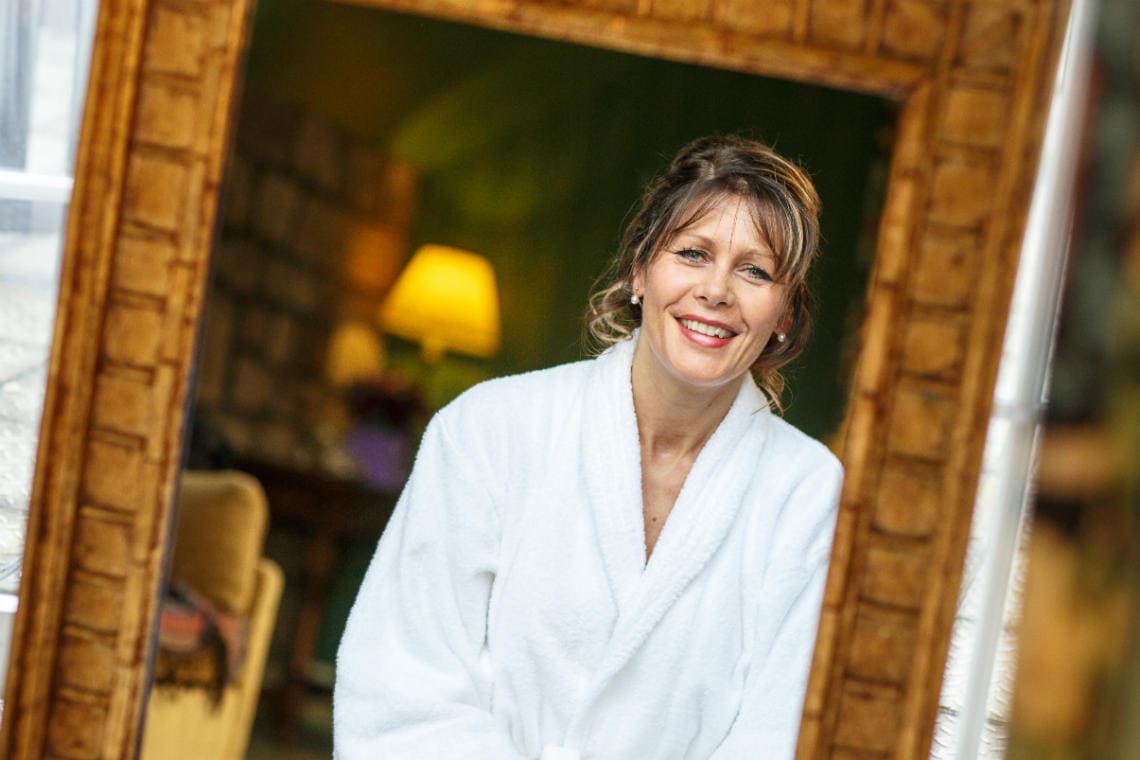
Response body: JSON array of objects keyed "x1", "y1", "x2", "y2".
[{"x1": 678, "y1": 318, "x2": 737, "y2": 339}]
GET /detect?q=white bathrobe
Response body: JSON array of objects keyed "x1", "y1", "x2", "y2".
[{"x1": 334, "y1": 336, "x2": 842, "y2": 760}]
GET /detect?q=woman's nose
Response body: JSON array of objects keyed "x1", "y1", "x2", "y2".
[{"x1": 695, "y1": 266, "x2": 732, "y2": 304}]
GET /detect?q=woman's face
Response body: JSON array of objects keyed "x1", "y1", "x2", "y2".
[{"x1": 632, "y1": 195, "x2": 790, "y2": 394}]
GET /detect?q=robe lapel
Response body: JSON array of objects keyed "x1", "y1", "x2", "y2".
[
  {"x1": 581, "y1": 338, "x2": 646, "y2": 614},
  {"x1": 598, "y1": 372, "x2": 768, "y2": 678},
  {"x1": 571, "y1": 335, "x2": 772, "y2": 742}
]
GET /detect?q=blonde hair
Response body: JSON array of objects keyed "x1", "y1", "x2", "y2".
[{"x1": 584, "y1": 135, "x2": 822, "y2": 411}]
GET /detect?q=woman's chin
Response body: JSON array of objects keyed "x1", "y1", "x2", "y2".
[{"x1": 664, "y1": 360, "x2": 749, "y2": 393}]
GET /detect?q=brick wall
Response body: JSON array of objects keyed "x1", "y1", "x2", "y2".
[{"x1": 194, "y1": 90, "x2": 419, "y2": 467}]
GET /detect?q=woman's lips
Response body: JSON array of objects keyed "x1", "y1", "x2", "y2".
[{"x1": 676, "y1": 316, "x2": 736, "y2": 348}]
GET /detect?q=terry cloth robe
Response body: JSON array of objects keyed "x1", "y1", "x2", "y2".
[{"x1": 334, "y1": 335, "x2": 843, "y2": 760}]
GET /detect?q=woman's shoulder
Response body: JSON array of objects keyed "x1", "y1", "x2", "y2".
[
  {"x1": 433, "y1": 356, "x2": 595, "y2": 439},
  {"x1": 760, "y1": 413, "x2": 843, "y2": 480},
  {"x1": 744, "y1": 415, "x2": 843, "y2": 571},
  {"x1": 422, "y1": 358, "x2": 596, "y2": 501}
]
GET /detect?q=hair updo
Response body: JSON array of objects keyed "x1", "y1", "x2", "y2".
[{"x1": 584, "y1": 135, "x2": 822, "y2": 410}]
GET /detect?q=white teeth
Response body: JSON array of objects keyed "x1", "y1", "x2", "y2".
[{"x1": 679, "y1": 318, "x2": 733, "y2": 339}]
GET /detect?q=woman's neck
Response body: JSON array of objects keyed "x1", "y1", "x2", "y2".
[{"x1": 630, "y1": 356, "x2": 742, "y2": 460}]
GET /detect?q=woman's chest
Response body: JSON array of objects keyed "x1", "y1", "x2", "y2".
[
  {"x1": 641, "y1": 454, "x2": 695, "y2": 559},
  {"x1": 486, "y1": 479, "x2": 755, "y2": 688}
]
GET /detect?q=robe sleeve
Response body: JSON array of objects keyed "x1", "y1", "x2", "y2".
[
  {"x1": 709, "y1": 456, "x2": 844, "y2": 760},
  {"x1": 333, "y1": 413, "x2": 527, "y2": 760}
]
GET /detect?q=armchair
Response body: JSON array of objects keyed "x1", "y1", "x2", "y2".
[{"x1": 139, "y1": 470, "x2": 284, "y2": 760}]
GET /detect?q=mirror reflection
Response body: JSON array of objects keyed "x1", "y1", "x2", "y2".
[{"x1": 161, "y1": 2, "x2": 892, "y2": 757}]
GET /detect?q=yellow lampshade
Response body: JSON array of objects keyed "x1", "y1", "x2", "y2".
[{"x1": 378, "y1": 244, "x2": 501, "y2": 362}]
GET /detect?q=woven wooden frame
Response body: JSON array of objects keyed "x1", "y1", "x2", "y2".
[{"x1": 0, "y1": 0, "x2": 1070, "y2": 757}]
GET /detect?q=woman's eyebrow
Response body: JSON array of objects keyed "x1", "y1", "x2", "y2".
[
  {"x1": 674, "y1": 232, "x2": 715, "y2": 247},
  {"x1": 677, "y1": 231, "x2": 776, "y2": 260}
]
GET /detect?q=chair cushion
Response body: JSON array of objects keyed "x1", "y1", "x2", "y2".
[{"x1": 171, "y1": 471, "x2": 268, "y2": 614}]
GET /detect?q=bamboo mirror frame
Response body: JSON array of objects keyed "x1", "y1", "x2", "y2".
[{"x1": 0, "y1": 0, "x2": 1072, "y2": 757}]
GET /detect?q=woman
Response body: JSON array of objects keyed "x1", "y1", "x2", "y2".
[{"x1": 334, "y1": 135, "x2": 843, "y2": 760}]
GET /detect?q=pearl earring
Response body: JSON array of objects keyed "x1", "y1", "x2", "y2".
[
  {"x1": 776, "y1": 333, "x2": 786, "y2": 343},
  {"x1": 630, "y1": 294, "x2": 640, "y2": 306}
]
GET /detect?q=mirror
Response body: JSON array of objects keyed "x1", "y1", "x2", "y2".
[
  {"x1": 196, "y1": 7, "x2": 894, "y2": 752},
  {"x1": 0, "y1": 0, "x2": 1073, "y2": 757}
]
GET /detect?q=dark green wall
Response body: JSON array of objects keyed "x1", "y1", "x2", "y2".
[{"x1": 246, "y1": 0, "x2": 895, "y2": 439}]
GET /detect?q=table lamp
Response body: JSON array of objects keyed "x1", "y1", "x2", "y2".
[{"x1": 377, "y1": 244, "x2": 502, "y2": 363}]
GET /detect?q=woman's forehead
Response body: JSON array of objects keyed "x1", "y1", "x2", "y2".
[{"x1": 665, "y1": 192, "x2": 776, "y2": 250}]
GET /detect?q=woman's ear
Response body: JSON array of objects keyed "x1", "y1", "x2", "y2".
[
  {"x1": 775, "y1": 309, "x2": 794, "y2": 338},
  {"x1": 630, "y1": 268, "x2": 645, "y2": 299}
]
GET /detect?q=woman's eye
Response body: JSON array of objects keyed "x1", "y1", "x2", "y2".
[
  {"x1": 676, "y1": 247, "x2": 706, "y2": 262},
  {"x1": 743, "y1": 264, "x2": 772, "y2": 282}
]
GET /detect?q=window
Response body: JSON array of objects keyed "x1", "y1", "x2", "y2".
[{"x1": 0, "y1": 0, "x2": 98, "y2": 678}]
